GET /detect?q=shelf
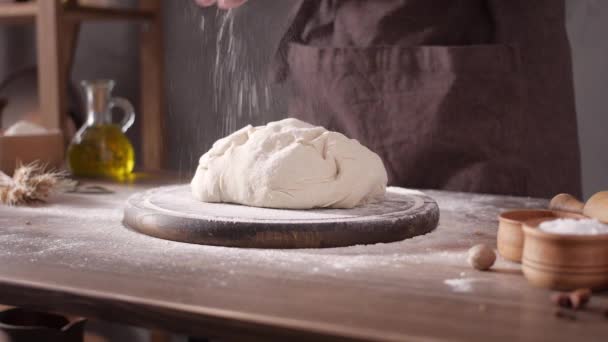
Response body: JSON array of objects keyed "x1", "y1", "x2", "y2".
[
  {"x1": 0, "y1": 2, "x2": 37, "y2": 23},
  {"x1": 0, "y1": 0, "x2": 164, "y2": 168},
  {"x1": 62, "y1": 6, "x2": 155, "y2": 22},
  {"x1": 0, "y1": 3, "x2": 154, "y2": 24}
]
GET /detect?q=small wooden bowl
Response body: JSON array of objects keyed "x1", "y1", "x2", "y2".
[
  {"x1": 0, "y1": 132, "x2": 64, "y2": 175},
  {"x1": 522, "y1": 218, "x2": 608, "y2": 290},
  {"x1": 497, "y1": 210, "x2": 584, "y2": 262}
]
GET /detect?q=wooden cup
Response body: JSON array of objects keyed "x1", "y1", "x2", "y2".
[{"x1": 497, "y1": 210, "x2": 586, "y2": 262}]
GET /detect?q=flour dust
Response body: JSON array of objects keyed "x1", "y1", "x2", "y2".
[{"x1": 208, "y1": 9, "x2": 273, "y2": 137}]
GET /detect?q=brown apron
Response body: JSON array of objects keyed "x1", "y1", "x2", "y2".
[{"x1": 273, "y1": 0, "x2": 582, "y2": 198}]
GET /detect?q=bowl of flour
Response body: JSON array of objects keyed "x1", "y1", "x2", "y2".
[
  {"x1": 521, "y1": 217, "x2": 608, "y2": 290},
  {"x1": 538, "y1": 218, "x2": 608, "y2": 236}
]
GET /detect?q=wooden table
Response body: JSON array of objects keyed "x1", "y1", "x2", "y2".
[{"x1": 0, "y1": 176, "x2": 606, "y2": 341}]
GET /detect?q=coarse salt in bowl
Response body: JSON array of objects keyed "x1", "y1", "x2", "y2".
[{"x1": 538, "y1": 218, "x2": 608, "y2": 236}]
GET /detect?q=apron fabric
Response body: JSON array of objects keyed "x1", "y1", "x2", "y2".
[{"x1": 273, "y1": 0, "x2": 582, "y2": 198}]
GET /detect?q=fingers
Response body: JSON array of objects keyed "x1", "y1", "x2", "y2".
[
  {"x1": 217, "y1": 0, "x2": 248, "y2": 9},
  {"x1": 194, "y1": 0, "x2": 248, "y2": 9},
  {"x1": 195, "y1": 0, "x2": 217, "y2": 7}
]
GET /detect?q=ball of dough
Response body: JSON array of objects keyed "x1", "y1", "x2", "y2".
[
  {"x1": 584, "y1": 191, "x2": 608, "y2": 224},
  {"x1": 191, "y1": 118, "x2": 388, "y2": 209},
  {"x1": 467, "y1": 244, "x2": 496, "y2": 271}
]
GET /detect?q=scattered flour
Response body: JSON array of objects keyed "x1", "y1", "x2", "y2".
[
  {"x1": 141, "y1": 185, "x2": 426, "y2": 224},
  {"x1": 443, "y1": 270, "x2": 489, "y2": 293},
  {"x1": 539, "y1": 218, "x2": 608, "y2": 235},
  {"x1": 0, "y1": 186, "x2": 543, "y2": 290},
  {"x1": 444, "y1": 278, "x2": 476, "y2": 293}
]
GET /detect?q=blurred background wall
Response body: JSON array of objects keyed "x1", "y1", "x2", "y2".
[
  {"x1": 566, "y1": 0, "x2": 608, "y2": 198},
  {"x1": 0, "y1": 0, "x2": 606, "y2": 198}
]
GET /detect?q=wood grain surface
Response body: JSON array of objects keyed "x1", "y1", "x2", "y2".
[
  {"x1": 0, "y1": 174, "x2": 607, "y2": 341},
  {"x1": 123, "y1": 185, "x2": 439, "y2": 248},
  {"x1": 36, "y1": 0, "x2": 66, "y2": 131}
]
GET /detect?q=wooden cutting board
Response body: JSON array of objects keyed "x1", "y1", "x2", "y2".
[{"x1": 123, "y1": 185, "x2": 439, "y2": 248}]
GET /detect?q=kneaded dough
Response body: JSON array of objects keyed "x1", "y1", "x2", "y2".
[{"x1": 191, "y1": 118, "x2": 388, "y2": 209}]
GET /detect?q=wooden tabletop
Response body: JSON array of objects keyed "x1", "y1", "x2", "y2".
[{"x1": 0, "y1": 175, "x2": 606, "y2": 341}]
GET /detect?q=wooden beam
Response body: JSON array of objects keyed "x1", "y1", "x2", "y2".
[
  {"x1": 0, "y1": 2, "x2": 37, "y2": 21},
  {"x1": 139, "y1": 0, "x2": 164, "y2": 170},
  {"x1": 36, "y1": 0, "x2": 65, "y2": 131},
  {"x1": 60, "y1": 21, "x2": 80, "y2": 80}
]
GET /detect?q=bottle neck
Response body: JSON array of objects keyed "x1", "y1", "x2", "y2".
[{"x1": 82, "y1": 81, "x2": 114, "y2": 126}]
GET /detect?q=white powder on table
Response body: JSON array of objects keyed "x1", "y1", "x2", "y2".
[
  {"x1": 538, "y1": 218, "x2": 608, "y2": 235},
  {"x1": 443, "y1": 278, "x2": 491, "y2": 293},
  {"x1": 0, "y1": 187, "x2": 539, "y2": 282}
]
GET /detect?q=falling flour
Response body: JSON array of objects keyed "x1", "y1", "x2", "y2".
[
  {"x1": 210, "y1": 9, "x2": 273, "y2": 136},
  {"x1": 539, "y1": 218, "x2": 608, "y2": 235}
]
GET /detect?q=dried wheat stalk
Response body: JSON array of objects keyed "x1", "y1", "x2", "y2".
[{"x1": 0, "y1": 162, "x2": 75, "y2": 206}]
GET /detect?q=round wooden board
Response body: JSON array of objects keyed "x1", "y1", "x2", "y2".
[{"x1": 123, "y1": 185, "x2": 439, "y2": 249}]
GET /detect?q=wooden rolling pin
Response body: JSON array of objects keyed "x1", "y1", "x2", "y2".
[{"x1": 549, "y1": 192, "x2": 608, "y2": 223}]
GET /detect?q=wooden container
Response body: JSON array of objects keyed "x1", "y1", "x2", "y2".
[
  {"x1": 522, "y1": 218, "x2": 608, "y2": 290},
  {"x1": 0, "y1": 132, "x2": 65, "y2": 175},
  {"x1": 497, "y1": 210, "x2": 585, "y2": 262}
]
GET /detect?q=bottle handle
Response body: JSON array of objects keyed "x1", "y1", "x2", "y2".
[{"x1": 109, "y1": 97, "x2": 135, "y2": 133}]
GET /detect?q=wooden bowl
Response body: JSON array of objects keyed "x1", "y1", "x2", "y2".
[
  {"x1": 522, "y1": 218, "x2": 608, "y2": 290},
  {"x1": 0, "y1": 132, "x2": 65, "y2": 175},
  {"x1": 497, "y1": 210, "x2": 585, "y2": 262}
]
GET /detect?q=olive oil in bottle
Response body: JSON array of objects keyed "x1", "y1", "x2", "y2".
[
  {"x1": 68, "y1": 80, "x2": 136, "y2": 180},
  {"x1": 68, "y1": 124, "x2": 134, "y2": 179}
]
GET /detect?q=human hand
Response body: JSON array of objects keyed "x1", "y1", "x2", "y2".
[{"x1": 194, "y1": 0, "x2": 248, "y2": 9}]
